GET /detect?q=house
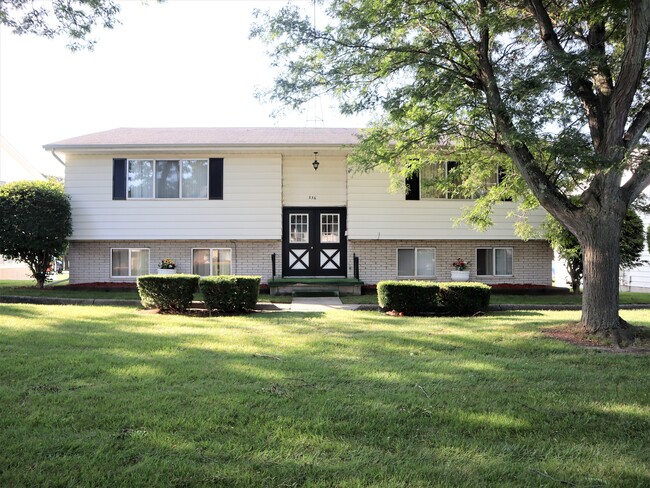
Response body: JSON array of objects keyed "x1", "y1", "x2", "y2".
[
  {"x1": 43, "y1": 127, "x2": 552, "y2": 288},
  {"x1": 1, "y1": 136, "x2": 46, "y2": 280}
]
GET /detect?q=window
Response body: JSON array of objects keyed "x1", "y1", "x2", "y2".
[
  {"x1": 192, "y1": 248, "x2": 232, "y2": 276},
  {"x1": 407, "y1": 162, "x2": 506, "y2": 200},
  {"x1": 111, "y1": 248, "x2": 149, "y2": 277},
  {"x1": 476, "y1": 248, "x2": 513, "y2": 276},
  {"x1": 289, "y1": 214, "x2": 309, "y2": 243},
  {"x1": 320, "y1": 213, "x2": 340, "y2": 243},
  {"x1": 420, "y1": 161, "x2": 461, "y2": 199},
  {"x1": 127, "y1": 159, "x2": 208, "y2": 199},
  {"x1": 397, "y1": 248, "x2": 436, "y2": 277}
]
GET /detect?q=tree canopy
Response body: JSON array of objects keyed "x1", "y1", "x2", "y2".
[
  {"x1": 0, "y1": 180, "x2": 72, "y2": 288},
  {"x1": 1, "y1": 0, "x2": 120, "y2": 50},
  {"x1": 253, "y1": 0, "x2": 650, "y2": 343}
]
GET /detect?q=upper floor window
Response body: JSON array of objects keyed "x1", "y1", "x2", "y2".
[
  {"x1": 127, "y1": 159, "x2": 208, "y2": 199},
  {"x1": 407, "y1": 162, "x2": 506, "y2": 200}
]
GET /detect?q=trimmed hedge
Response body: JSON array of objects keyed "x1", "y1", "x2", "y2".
[
  {"x1": 137, "y1": 274, "x2": 200, "y2": 312},
  {"x1": 438, "y1": 282, "x2": 491, "y2": 315},
  {"x1": 377, "y1": 280, "x2": 491, "y2": 315},
  {"x1": 377, "y1": 280, "x2": 440, "y2": 314},
  {"x1": 200, "y1": 275, "x2": 261, "y2": 313}
]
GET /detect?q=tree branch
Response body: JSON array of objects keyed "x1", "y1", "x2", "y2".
[
  {"x1": 622, "y1": 150, "x2": 650, "y2": 205},
  {"x1": 525, "y1": 0, "x2": 604, "y2": 150},
  {"x1": 624, "y1": 101, "x2": 650, "y2": 150},
  {"x1": 606, "y1": 0, "x2": 650, "y2": 150}
]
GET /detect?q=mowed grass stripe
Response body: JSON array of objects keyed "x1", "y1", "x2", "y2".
[{"x1": 0, "y1": 305, "x2": 648, "y2": 487}]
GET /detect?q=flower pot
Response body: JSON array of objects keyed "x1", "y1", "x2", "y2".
[
  {"x1": 451, "y1": 270, "x2": 470, "y2": 282},
  {"x1": 157, "y1": 269, "x2": 176, "y2": 275}
]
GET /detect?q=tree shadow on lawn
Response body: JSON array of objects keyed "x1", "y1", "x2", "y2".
[{"x1": 0, "y1": 305, "x2": 649, "y2": 486}]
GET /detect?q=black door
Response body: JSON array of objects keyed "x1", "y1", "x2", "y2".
[{"x1": 282, "y1": 207, "x2": 347, "y2": 277}]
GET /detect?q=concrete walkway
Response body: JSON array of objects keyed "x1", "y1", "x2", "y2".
[{"x1": 288, "y1": 297, "x2": 360, "y2": 312}]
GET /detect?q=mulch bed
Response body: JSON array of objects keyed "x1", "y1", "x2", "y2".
[{"x1": 543, "y1": 322, "x2": 650, "y2": 354}]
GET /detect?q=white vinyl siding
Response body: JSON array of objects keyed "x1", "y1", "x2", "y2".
[
  {"x1": 282, "y1": 156, "x2": 347, "y2": 206},
  {"x1": 192, "y1": 248, "x2": 232, "y2": 276},
  {"x1": 397, "y1": 248, "x2": 436, "y2": 277},
  {"x1": 477, "y1": 247, "x2": 513, "y2": 276},
  {"x1": 111, "y1": 248, "x2": 149, "y2": 277},
  {"x1": 347, "y1": 170, "x2": 547, "y2": 240},
  {"x1": 65, "y1": 154, "x2": 281, "y2": 240}
]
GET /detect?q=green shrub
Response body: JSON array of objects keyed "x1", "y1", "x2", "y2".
[
  {"x1": 137, "y1": 274, "x2": 200, "y2": 312},
  {"x1": 377, "y1": 280, "x2": 439, "y2": 314},
  {"x1": 200, "y1": 275, "x2": 261, "y2": 313},
  {"x1": 438, "y1": 282, "x2": 491, "y2": 315}
]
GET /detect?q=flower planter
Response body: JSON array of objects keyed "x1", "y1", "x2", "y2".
[
  {"x1": 451, "y1": 270, "x2": 470, "y2": 282},
  {"x1": 157, "y1": 269, "x2": 177, "y2": 275}
]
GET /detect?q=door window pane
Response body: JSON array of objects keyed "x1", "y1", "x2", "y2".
[
  {"x1": 127, "y1": 160, "x2": 154, "y2": 198},
  {"x1": 290, "y1": 214, "x2": 309, "y2": 243},
  {"x1": 111, "y1": 249, "x2": 129, "y2": 276},
  {"x1": 182, "y1": 159, "x2": 208, "y2": 198},
  {"x1": 416, "y1": 248, "x2": 435, "y2": 277},
  {"x1": 320, "y1": 214, "x2": 340, "y2": 243},
  {"x1": 397, "y1": 249, "x2": 415, "y2": 276},
  {"x1": 156, "y1": 160, "x2": 180, "y2": 198}
]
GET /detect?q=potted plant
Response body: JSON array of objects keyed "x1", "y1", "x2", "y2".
[
  {"x1": 451, "y1": 258, "x2": 470, "y2": 281},
  {"x1": 157, "y1": 258, "x2": 177, "y2": 275}
]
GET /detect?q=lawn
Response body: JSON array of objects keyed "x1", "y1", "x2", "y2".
[
  {"x1": 340, "y1": 291, "x2": 650, "y2": 306},
  {"x1": 0, "y1": 304, "x2": 648, "y2": 486},
  {"x1": 0, "y1": 280, "x2": 291, "y2": 303}
]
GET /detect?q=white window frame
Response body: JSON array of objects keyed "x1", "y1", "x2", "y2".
[
  {"x1": 396, "y1": 247, "x2": 436, "y2": 278},
  {"x1": 320, "y1": 213, "x2": 340, "y2": 243},
  {"x1": 420, "y1": 162, "x2": 502, "y2": 200},
  {"x1": 289, "y1": 213, "x2": 309, "y2": 244},
  {"x1": 126, "y1": 159, "x2": 209, "y2": 200},
  {"x1": 476, "y1": 247, "x2": 513, "y2": 276},
  {"x1": 191, "y1": 248, "x2": 233, "y2": 276},
  {"x1": 110, "y1": 248, "x2": 150, "y2": 278}
]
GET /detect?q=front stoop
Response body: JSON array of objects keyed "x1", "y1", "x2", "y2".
[{"x1": 268, "y1": 278, "x2": 363, "y2": 296}]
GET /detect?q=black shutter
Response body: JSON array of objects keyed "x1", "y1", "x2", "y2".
[
  {"x1": 112, "y1": 158, "x2": 127, "y2": 200},
  {"x1": 209, "y1": 158, "x2": 224, "y2": 200},
  {"x1": 405, "y1": 171, "x2": 420, "y2": 200}
]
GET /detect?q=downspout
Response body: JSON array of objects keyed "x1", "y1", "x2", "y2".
[{"x1": 50, "y1": 150, "x2": 66, "y2": 167}]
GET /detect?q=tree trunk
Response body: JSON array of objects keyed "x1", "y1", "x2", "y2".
[{"x1": 578, "y1": 214, "x2": 634, "y2": 346}]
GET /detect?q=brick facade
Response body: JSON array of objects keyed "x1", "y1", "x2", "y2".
[
  {"x1": 68, "y1": 240, "x2": 281, "y2": 284},
  {"x1": 347, "y1": 239, "x2": 553, "y2": 285},
  {"x1": 70, "y1": 238, "x2": 552, "y2": 286}
]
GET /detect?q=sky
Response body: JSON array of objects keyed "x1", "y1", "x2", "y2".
[{"x1": 0, "y1": 0, "x2": 372, "y2": 178}]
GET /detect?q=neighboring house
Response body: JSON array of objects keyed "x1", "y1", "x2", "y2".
[
  {"x1": 43, "y1": 127, "x2": 552, "y2": 286},
  {"x1": 620, "y1": 202, "x2": 650, "y2": 292},
  {"x1": 0, "y1": 136, "x2": 45, "y2": 280}
]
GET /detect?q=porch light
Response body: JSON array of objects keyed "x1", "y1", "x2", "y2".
[{"x1": 312, "y1": 152, "x2": 320, "y2": 171}]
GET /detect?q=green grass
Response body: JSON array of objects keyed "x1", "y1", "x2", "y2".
[
  {"x1": 341, "y1": 291, "x2": 650, "y2": 306},
  {"x1": 0, "y1": 279, "x2": 291, "y2": 303},
  {"x1": 0, "y1": 305, "x2": 648, "y2": 486}
]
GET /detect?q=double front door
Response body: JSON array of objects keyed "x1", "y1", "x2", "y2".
[{"x1": 282, "y1": 207, "x2": 347, "y2": 277}]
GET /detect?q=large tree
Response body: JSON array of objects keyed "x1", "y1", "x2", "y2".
[
  {"x1": 547, "y1": 209, "x2": 646, "y2": 292},
  {"x1": 253, "y1": 0, "x2": 650, "y2": 345},
  {"x1": 0, "y1": 180, "x2": 72, "y2": 288}
]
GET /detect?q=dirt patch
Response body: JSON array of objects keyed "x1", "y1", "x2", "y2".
[{"x1": 543, "y1": 322, "x2": 650, "y2": 354}]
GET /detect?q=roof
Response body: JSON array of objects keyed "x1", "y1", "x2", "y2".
[{"x1": 43, "y1": 127, "x2": 362, "y2": 150}]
